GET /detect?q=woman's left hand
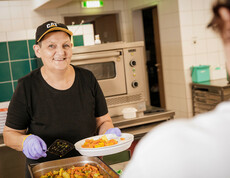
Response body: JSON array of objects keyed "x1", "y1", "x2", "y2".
[{"x1": 105, "y1": 127, "x2": 122, "y2": 136}]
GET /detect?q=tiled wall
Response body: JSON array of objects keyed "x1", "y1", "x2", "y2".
[
  {"x1": 125, "y1": 0, "x2": 225, "y2": 118},
  {"x1": 0, "y1": 24, "x2": 94, "y2": 102},
  {"x1": 0, "y1": 37, "x2": 39, "y2": 102}
]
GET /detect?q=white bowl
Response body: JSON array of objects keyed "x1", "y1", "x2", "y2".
[{"x1": 74, "y1": 133, "x2": 134, "y2": 157}]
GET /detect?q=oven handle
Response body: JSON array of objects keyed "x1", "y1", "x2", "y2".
[{"x1": 71, "y1": 51, "x2": 121, "y2": 61}]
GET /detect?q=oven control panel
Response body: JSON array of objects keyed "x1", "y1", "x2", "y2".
[{"x1": 123, "y1": 47, "x2": 145, "y2": 93}]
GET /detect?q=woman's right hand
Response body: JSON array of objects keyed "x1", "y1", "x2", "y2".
[{"x1": 22, "y1": 134, "x2": 47, "y2": 159}]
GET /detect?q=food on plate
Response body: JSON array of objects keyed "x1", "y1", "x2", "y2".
[
  {"x1": 81, "y1": 135, "x2": 118, "y2": 148},
  {"x1": 40, "y1": 164, "x2": 103, "y2": 178}
]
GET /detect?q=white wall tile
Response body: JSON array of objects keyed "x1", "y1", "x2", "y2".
[
  {"x1": 11, "y1": 19, "x2": 25, "y2": 31},
  {"x1": 161, "y1": 27, "x2": 181, "y2": 42},
  {"x1": 163, "y1": 70, "x2": 173, "y2": 84},
  {"x1": 0, "y1": 6, "x2": 11, "y2": 20},
  {"x1": 158, "y1": 0, "x2": 179, "y2": 15},
  {"x1": 0, "y1": 19, "x2": 12, "y2": 32},
  {"x1": 207, "y1": 52, "x2": 220, "y2": 66},
  {"x1": 192, "y1": 0, "x2": 204, "y2": 10},
  {"x1": 219, "y1": 52, "x2": 227, "y2": 66},
  {"x1": 167, "y1": 56, "x2": 184, "y2": 70},
  {"x1": 22, "y1": 5, "x2": 32, "y2": 18},
  {"x1": 172, "y1": 70, "x2": 186, "y2": 84},
  {"x1": 192, "y1": 11, "x2": 205, "y2": 25},
  {"x1": 195, "y1": 53, "x2": 208, "y2": 65},
  {"x1": 182, "y1": 41, "x2": 195, "y2": 55},
  {"x1": 204, "y1": 0, "x2": 215, "y2": 10},
  {"x1": 0, "y1": 1, "x2": 9, "y2": 7},
  {"x1": 8, "y1": 1, "x2": 21, "y2": 6},
  {"x1": 193, "y1": 25, "x2": 206, "y2": 40},
  {"x1": 173, "y1": 83, "x2": 187, "y2": 98},
  {"x1": 7, "y1": 30, "x2": 27, "y2": 41},
  {"x1": 0, "y1": 32, "x2": 7, "y2": 42},
  {"x1": 26, "y1": 29, "x2": 36, "y2": 39},
  {"x1": 185, "y1": 84, "x2": 193, "y2": 100},
  {"x1": 183, "y1": 55, "x2": 196, "y2": 70},
  {"x1": 179, "y1": 11, "x2": 193, "y2": 26},
  {"x1": 161, "y1": 42, "x2": 183, "y2": 56},
  {"x1": 181, "y1": 26, "x2": 193, "y2": 41},
  {"x1": 205, "y1": 28, "x2": 219, "y2": 38},
  {"x1": 178, "y1": 0, "x2": 192, "y2": 11},
  {"x1": 10, "y1": 6, "x2": 23, "y2": 19},
  {"x1": 206, "y1": 38, "x2": 220, "y2": 53},
  {"x1": 194, "y1": 39, "x2": 207, "y2": 54},
  {"x1": 160, "y1": 13, "x2": 180, "y2": 29},
  {"x1": 24, "y1": 18, "x2": 34, "y2": 29}
]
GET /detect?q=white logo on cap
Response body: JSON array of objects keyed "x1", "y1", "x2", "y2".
[{"x1": 46, "y1": 22, "x2": 57, "y2": 28}]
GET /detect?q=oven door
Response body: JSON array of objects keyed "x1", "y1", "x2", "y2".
[{"x1": 71, "y1": 50, "x2": 126, "y2": 97}]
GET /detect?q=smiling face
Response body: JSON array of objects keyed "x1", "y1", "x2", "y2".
[{"x1": 33, "y1": 31, "x2": 73, "y2": 72}]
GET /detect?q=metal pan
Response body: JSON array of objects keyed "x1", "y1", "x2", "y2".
[{"x1": 28, "y1": 156, "x2": 119, "y2": 178}]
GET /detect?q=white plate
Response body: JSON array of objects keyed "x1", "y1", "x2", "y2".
[{"x1": 74, "y1": 133, "x2": 134, "y2": 156}]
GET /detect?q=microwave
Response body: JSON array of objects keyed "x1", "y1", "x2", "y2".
[{"x1": 71, "y1": 41, "x2": 147, "y2": 117}]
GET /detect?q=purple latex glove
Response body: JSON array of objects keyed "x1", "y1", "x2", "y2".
[
  {"x1": 105, "y1": 127, "x2": 122, "y2": 137},
  {"x1": 22, "y1": 135, "x2": 47, "y2": 160}
]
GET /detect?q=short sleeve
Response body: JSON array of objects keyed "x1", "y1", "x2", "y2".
[
  {"x1": 5, "y1": 79, "x2": 31, "y2": 130},
  {"x1": 91, "y1": 74, "x2": 108, "y2": 117}
]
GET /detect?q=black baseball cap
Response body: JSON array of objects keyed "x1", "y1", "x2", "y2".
[{"x1": 35, "y1": 21, "x2": 73, "y2": 44}]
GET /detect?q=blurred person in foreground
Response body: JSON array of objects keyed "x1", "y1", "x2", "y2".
[
  {"x1": 3, "y1": 21, "x2": 121, "y2": 178},
  {"x1": 121, "y1": 1, "x2": 230, "y2": 178}
]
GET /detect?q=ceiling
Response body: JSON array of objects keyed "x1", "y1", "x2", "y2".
[{"x1": 33, "y1": 0, "x2": 73, "y2": 10}]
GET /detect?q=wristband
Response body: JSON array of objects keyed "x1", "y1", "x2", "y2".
[{"x1": 22, "y1": 134, "x2": 32, "y2": 147}]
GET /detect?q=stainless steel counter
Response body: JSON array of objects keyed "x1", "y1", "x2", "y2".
[{"x1": 112, "y1": 110, "x2": 175, "y2": 139}]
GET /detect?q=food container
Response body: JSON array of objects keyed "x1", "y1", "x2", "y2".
[
  {"x1": 122, "y1": 107, "x2": 137, "y2": 119},
  {"x1": 28, "y1": 156, "x2": 119, "y2": 178},
  {"x1": 75, "y1": 133, "x2": 134, "y2": 156}
]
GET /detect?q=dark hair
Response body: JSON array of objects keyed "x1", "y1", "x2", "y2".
[{"x1": 208, "y1": 0, "x2": 230, "y2": 33}]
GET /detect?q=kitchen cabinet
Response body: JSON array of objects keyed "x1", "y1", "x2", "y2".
[
  {"x1": 0, "y1": 139, "x2": 25, "y2": 178},
  {"x1": 192, "y1": 79, "x2": 230, "y2": 115}
]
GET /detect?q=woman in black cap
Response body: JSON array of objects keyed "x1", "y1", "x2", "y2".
[{"x1": 3, "y1": 21, "x2": 121, "y2": 178}]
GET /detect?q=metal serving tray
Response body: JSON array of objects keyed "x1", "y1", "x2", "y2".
[{"x1": 28, "y1": 156, "x2": 119, "y2": 178}]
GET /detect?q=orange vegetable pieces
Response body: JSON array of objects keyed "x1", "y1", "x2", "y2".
[
  {"x1": 81, "y1": 136, "x2": 118, "y2": 148},
  {"x1": 120, "y1": 137, "x2": 125, "y2": 140}
]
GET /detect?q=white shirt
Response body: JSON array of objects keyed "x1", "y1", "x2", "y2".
[{"x1": 121, "y1": 102, "x2": 230, "y2": 178}]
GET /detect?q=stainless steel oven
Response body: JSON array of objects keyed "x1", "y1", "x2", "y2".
[{"x1": 71, "y1": 41, "x2": 147, "y2": 117}]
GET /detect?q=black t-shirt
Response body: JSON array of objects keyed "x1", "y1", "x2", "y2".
[{"x1": 6, "y1": 65, "x2": 108, "y2": 163}]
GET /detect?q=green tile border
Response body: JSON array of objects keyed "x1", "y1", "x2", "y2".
[
  {"x1": 8, "y1": 40, "x2": 29, "y2": 60},
  {"x1": 11, "y1": 60, "x2": 31, "y2": 80},
  {"x1": 0, "y1": 82, "x2": 13, "y2": 102},
  {"x1": 0, "y1": 62, "x2": 11, "y2": 82},
  {"x1": 0, "y1": 42, "x2": 9, "y2": 62}
]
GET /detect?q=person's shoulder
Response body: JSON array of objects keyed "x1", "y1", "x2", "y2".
[
  {"x1": 73, "y1": 65, "x2": 94, "y2": 78},
  {"x1": 17, "y1": 68, "x2": 40, "y2": 84}
]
